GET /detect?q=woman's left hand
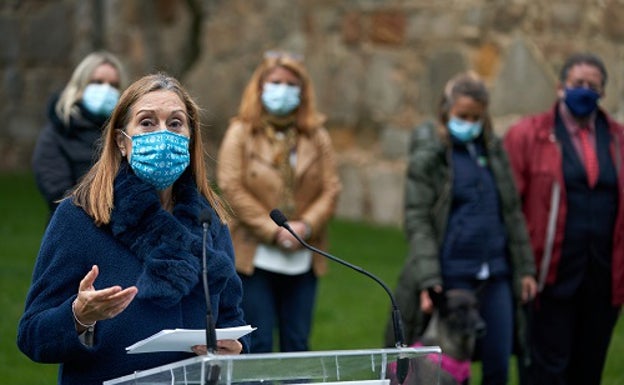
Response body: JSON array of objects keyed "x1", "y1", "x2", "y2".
[
  {"x1": 521, "y1": 275, "x2": 537, "y2": 303},
  {"x1": 275, "y1": 220, "x2": 308, "y2": 251},
  {"x1": 192, "y1": 339, "x2": 243, "y2": 355}
]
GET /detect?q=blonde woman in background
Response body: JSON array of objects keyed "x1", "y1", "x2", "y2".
[
  {"x1": 32, "y1": 51, "x2": 128, "y2": 219},
  {"x1": 217, "y1": 50, "x2": 341, "y2": 353}
]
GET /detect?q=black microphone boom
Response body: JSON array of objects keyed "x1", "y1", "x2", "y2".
[
  {"x1": 269, "y1": 209, "x2": 410, "y2": 384},
  {"x1": 199, "y1": 209, "x2": 221, "y2": 385},
  {"x1": 199, "y1": 209, "x2": 218, "y2": 354},
  {"x1": 270, "y1": 209, "x2": 405, "y2": 345}
]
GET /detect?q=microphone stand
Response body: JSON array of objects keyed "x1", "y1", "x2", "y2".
[
  {"x1": 269, "y1": 209, "x2": 410, "y2": 384},
  {"x1": 202, "y1": 219, "x2": 218, "y2": 353},
  {"x1": 200, "y1": 210, "x2": 220, "y2": 385}
]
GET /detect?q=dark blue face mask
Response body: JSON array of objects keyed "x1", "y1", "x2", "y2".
[{"x1": 564, "y1": 87, "x2": 601, "y2": 118}]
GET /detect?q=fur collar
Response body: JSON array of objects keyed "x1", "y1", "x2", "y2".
[{"x1": 109, "y1": 164, "x2": 228, "y2": 308}]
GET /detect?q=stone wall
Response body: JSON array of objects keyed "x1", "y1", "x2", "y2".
[{"x1": 3, "y1": 0, "x2": 624, "y2": 225}]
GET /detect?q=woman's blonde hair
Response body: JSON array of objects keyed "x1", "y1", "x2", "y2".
[
  {"x1": 236, "y1": 50, "x2": 324, "y2": 131},
  {"x1": 56, "y1": 51, "x2": 128, "y2": 125},
  {"x1": 437, "y1": 71, "x2": 493, "y2": 139},
  {"x1": 72, "y1": 72, "x2": 228, "y2": 225}
]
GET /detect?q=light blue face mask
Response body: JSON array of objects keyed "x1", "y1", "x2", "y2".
[
  {"x1": 82, "y1": 83, "x2": 120, "y2": 117},
  {"x1": 122, "y1": 130, "x2": 190, "y2": 190},
  {"x1": 261, "y1": 83, "x2": 301, "y2": 116},
  {"x1": 447, "y1": 116, "x2": 483, "y2": 142}
]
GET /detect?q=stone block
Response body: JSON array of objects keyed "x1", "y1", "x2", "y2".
[
  {"x1": 428, "y1": 12, "x2": 457, "y2": 40},
  {"x1": 316, "y1": 52, "x2": 365, "y2": 126},
  {"x1": 490, "y1": 38, "x2": 556, "y2": 116},
  {"x1": 335, "y1": 162, "x2": 365, "y2": 221},
  {"x1": 492, "y1": 3, "x2": 526, "y2": 33},
  {"x1": 328, "y1": 127, "x2": 358, "y2": 152},
  {"x1": 0, "y1": 17, "x2": 18, "y2": 64},
  {"x1": 366, "y1": 164, "x2": 405, "y2": 226},
  {"x1": 342, "y1": 11, "x2": 362, "y2": 45},
  {"x1": 474, "y1": 42, "x2": 500, "y2": 79},
  {"x1": 406, "y1": 11, "x2": 432, "y2": 42},
  {"x1": 419, "y1": 50, "x2": 467, "y2": 114},
  {"x1": 604, "y1": 0, "x2": 624, "y2": 42},
  {"x1": 364, "y1": 54, "x2": 404, "y2": 119},
  {"x1": 380, "y1": 126, "x2": 410, "y2": 160},
  {"x1": 22, "y1": 4, "x2": 72, "y2": 65},
  {"x1": 2, "y1": 66, "x2": 23, "y2": 101},
  {"x1": 8, "y1": 111, "x2": 39, "y2": 141},
  {"x1": 550, "y1": 3, "x2": 582, "y2": 33},
  {"x1": 369, "y1": 10, "x2": 406, "y2": 45}
]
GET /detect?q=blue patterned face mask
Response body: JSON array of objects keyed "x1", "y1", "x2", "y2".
[
  {"x1": 261, "y1": 83, "x2": 301, "y2": 116},
  {"x1": 82, "y1": 83, "x2": 120, "y2": 117},
  {"x1": 122, "y1": 130, "x2": 190, "y2": 190},
  {"x1": 447, "y1": 116, "x2": 483, "y2": 142}
]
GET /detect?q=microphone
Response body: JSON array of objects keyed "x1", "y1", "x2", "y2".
[
  {"x1": 199, "y1": 209, "x2": 220, "y2": 385},
  {"x1": 269, "y1": 209, "x2": 410, "y2": 384}
]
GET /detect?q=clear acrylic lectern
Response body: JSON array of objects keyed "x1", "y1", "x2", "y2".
[{"x1": 103, "y1": 347, "x2": 442, "y2": 385}]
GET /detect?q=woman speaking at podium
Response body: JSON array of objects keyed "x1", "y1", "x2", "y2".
[{"x1": 17, "y1": 73, "x2": 248, "y2": 385}]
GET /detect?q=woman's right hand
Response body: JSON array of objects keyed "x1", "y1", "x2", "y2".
[
  {"x1": 274, "y1": 221, "x2": 308, "y2": 251},
  {"x1": 419, "y1": 285, "x2": 442, "y2": 314},
  {"x1": 72, "y1": 265, "x2": 138, "y2": 332}
]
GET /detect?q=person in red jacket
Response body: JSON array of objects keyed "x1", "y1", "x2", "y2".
[{"x1": 504, "y1": 52, "x2": 624, "y2": 385}]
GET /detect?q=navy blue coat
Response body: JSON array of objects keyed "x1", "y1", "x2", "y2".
[{"x1": 17, "y1": 166, "x2": 248, "y2": 385}]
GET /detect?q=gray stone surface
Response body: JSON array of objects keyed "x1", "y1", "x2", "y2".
[
  {"x1": 3, "y1": 0, "x2": 624, "y2": 225},
  {"x1": 380, "y1": 126, "x2": 410, "y2": 160},
  {"x1": 335, "y1": 162, "x2": 365, "y2": 221},
  {"x1": 311, "y1": 50, "x2": 366, "y2": 127},
  {"x1": 419, "y1": 50, "x2": 467, "y2": 114},
  {"x1": 551, "y1": 2, "x2": 582, "y2": 31},
  {"x1": 363, "y1": 53, "x2": 404, "y2": 119},
  {"x1": 490, "y1": 38, "x2": 556, "y2": 116},
  {"x1": 0, "y1": 17, "x2": 19, "y2": 65},
  {"x1": 22, "y1": 4, "x2": 73, "y2": 65},
  {"x1": 366, "y1": 165, "x2": 405, "y2": 226}
]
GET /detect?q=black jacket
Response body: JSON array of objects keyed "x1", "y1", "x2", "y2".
[{"x1": 32, "y1": 94, "x2": 107, "y2": 216}]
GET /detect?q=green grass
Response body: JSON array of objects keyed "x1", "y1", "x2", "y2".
[
  {"x1": 1, "y1": 172, "x2": 623, "y2": 384},
  {"x1": 311, "y1": 218, "x2": 407, "y2": 351},
  {"x1": 0, "y1": 174, "x2": 58, "y2": 383}
]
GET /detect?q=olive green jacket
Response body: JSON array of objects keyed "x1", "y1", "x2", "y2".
[{"x1": 386, "y1": 122, "x2": 535, "y2": 364}]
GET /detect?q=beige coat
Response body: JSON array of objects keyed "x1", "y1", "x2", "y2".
[{"x1": 217, "y1": 120, "x2": 341, "y2": 276}]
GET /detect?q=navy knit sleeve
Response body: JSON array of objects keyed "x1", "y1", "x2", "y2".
[
  {"x1": 17, "y1": 200, "x2": 98, "y2": 363},
  {"x1": 205, "y1": 205, "x2": 250, "y2": 352}
]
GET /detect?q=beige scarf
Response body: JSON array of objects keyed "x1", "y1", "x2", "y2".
[{"x1": 263, "y1": 114, "x2": 298, "y2": 218}]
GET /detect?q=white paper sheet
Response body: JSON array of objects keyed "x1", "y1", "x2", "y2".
[{"x1": 125, "y1": 325, "x2": 256, "y2": 354}]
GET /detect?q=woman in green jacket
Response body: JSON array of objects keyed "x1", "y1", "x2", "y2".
[{"x1": 387, "y1": 72, "x2": 536, "y2": 385}]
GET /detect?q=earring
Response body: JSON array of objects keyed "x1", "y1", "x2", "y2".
[{"x1": 120, "y1": 149, "x2": 126, "y2": 156}]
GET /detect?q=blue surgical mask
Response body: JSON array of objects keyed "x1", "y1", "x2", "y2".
[
  {"x1": 123, "y1": 130, "x2": 190, "y2": 190},
  {"x1": 564, "y1": 87, "x2": 600, "y2": 118},
  {"x1": 261, "y1": 83, "x2": 301, "y2": 116},
  {"x1": 82, "y1": 83, "x2": 120, "y2": 117},
  {"x1": 447, "y1": 116, "x2": 483, "y2": 142}
]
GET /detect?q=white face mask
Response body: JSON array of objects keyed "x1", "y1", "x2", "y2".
[
  {"x1": 261, "y1": 83, "x2": 301, "y2": 116},
  {"x1": 82, "y1": 83, "x2": 120, "y2": 117}
]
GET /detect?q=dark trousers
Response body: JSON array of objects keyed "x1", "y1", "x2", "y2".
[
  {"x1": 239, "y1": 268, "x2": 317, "y2": 353},
  {"x1": 446, "y1": 277, "x2": 514, "y2": 385},
  {"x1": 529, "y1": 271, "x2": 620, "y2": 385}
]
